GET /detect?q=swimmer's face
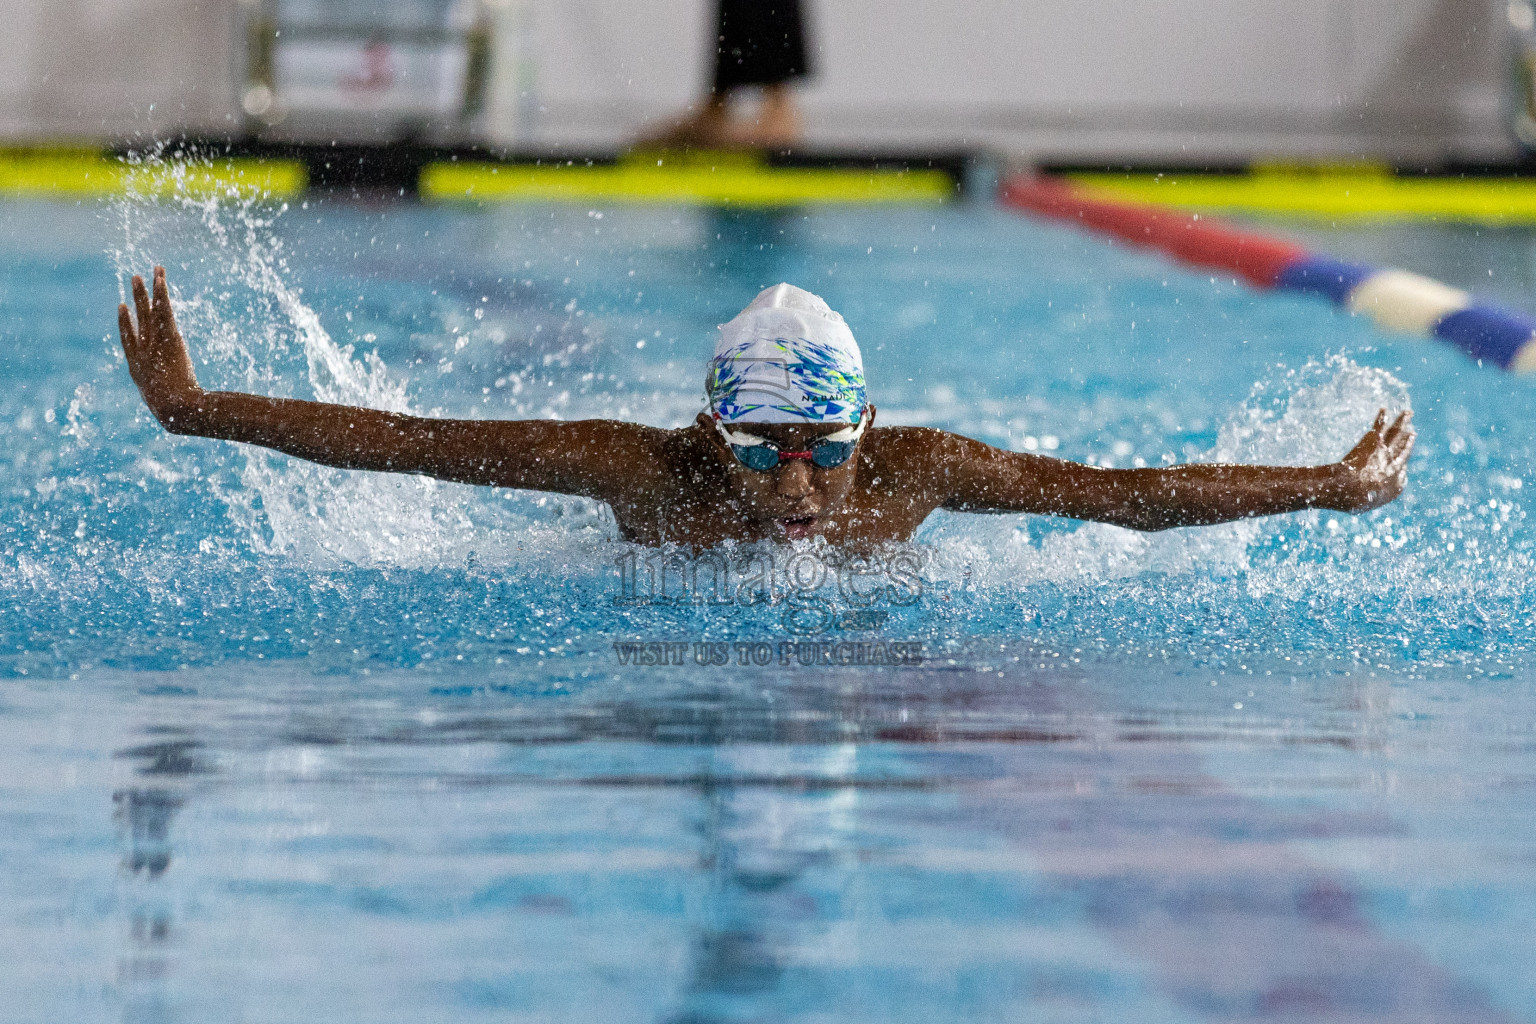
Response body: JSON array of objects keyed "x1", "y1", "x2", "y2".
[{"x1": 700, "y1": 406, "x2": 875, "y2": 542}]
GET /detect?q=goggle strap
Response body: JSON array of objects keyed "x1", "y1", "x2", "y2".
[
  {"x1": 821, "y1": 420, "x2": 866, "y2": 443},
  {"x1": 714, "y1": 416, "x2": 866, "y2": 448}
]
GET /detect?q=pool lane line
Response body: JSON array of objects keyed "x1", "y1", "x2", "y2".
[
  {"x1": 1001, "y1": 174, "x2": 1536, "y2": 374},
  {"x1": 0, "y1": 144, "x2": 965, "y2": 206},
  {"x1": 419, "y1": 151, "x2": 956, "y2": 206},
  {"x1": 0, "y1": 148, "x2": 306, "y2": 199},
  {"x1": 1065, "y1": 164, "x2": 1536, "y2": 225}
]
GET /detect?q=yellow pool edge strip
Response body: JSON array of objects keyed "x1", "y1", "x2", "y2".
[
  {"x1": 0, "y1": 149, "x2": 307, "y2": 199},
  {"x1": 1068, "y1": 169, "x2": 1536, "y2": 225},
  {"x1": 421, "y1": 161, "x2": 955, "y2": 206}
]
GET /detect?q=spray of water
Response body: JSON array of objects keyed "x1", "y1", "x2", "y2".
[
  {"x1": 35, "y1": 150, "x2": 1515, "y2": 678},
  {"x1": 918, "y1": 355, "x2": 1412, "y2": 591},
  {"x1": 107, "y1": 166, "x2": 1420, "y2": 589},
  {"x1": 109, "y1": 149, "x2": 619, "y2": 570}
]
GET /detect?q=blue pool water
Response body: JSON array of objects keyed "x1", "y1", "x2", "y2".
[{"x1": 2, "y1": 187, "x2": 1535, "y2": 1022}]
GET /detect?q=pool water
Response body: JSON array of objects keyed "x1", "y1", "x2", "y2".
[{"x1": 2, "y1": 187, "x2": 1534, "y2": 1022}]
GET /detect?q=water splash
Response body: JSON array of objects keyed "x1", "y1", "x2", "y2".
[
  {"x1": 100, "y1": 168, "x2": 1498, "y2": 666},
  {"x1": 0, "y1": 178, "x2": 1521, "y2": 679},
  {"x1": 1212, "y1": 355, "x2": 1410, "y2": 465},
  {"x1": 919, "y1": 355, "x2": 1411, "y2": 587},
  {"x1": 108, "y1": 149, "x2": 608, "y2": 569}
]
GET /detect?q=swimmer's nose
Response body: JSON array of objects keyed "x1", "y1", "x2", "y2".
[{"x1": 775, "y1": 459, "x2": 814, "y2": 498}]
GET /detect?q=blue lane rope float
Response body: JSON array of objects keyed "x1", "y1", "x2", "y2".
[
  {"x1": 1281, "y1": 255, "x2": 1536, "y2": 370},
  {"x1": 1002, "y1": 175, "x2": 1536, "y2": 373}
]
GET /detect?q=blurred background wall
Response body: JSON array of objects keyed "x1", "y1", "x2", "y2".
[{"x1": 0, "y1": 0, "x2": 1516, "y2": 163}]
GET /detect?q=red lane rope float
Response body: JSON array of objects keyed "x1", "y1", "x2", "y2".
[{"x1": 1000, "y1": 175, "x2": 1306, "y2": 287}]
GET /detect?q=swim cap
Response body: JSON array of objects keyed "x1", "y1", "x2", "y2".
[{"x1": 707, "y1": 283, "x2": 866, "y2": 424}]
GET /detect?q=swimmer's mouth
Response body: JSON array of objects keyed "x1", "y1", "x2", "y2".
[{"x1": 777, "y1": 515, "x2": 818, "y2": 539}]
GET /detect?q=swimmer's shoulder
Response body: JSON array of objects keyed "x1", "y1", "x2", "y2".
[
  {"x1": 858, "y1": 426, "x2": 973, "y2": 495},
  {"x1": 650, "y1": 419, "x2": 724, "y2": 478},
  {"x1": 860, "y1": 426, "x2": 1013, "y2": 503},
  {"x1": 862, "y1": 425, "x2": 974, "y2": 463}
]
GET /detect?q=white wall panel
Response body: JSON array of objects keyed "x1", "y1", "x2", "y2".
[
  {"x1": 807, "y1": 0, "x2": 1337, "y2": 107},
  {"x1": 0, "y1": 0, "x2": 1516, "y2": 160}
]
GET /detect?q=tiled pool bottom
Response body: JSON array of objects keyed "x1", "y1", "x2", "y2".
[{"x1": 5, "y1": 653, "x2": 1533, "y2": 1023}]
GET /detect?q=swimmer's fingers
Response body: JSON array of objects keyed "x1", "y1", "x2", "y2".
[
  {"x1": 1340, "y1": 413, "x2": 1387, "y2": 471},
  {"x1": 147, "y1": 267, "x2": 197, "y2": 375},
  {"x1": 117, "y1": 302, "x2": 138, "y2": 357},
  {"x1": 117, "y1": 300, "x2": 153, "y2": 398},
  {"x1": 121, "y1": 268, "x2": 200, "y2": 418},
  {"x1": 1382, "y1": 410, "x2": 1413, "y2": 448},
  {"x1": 151, "y1": 266, "x2": 185, "y2": 354},
  {"x1": 1370, "y1": 414, "x2": 1415, "y2": 503},
  {"x1": 1387, "y1": 426, "x2": 1415, "y2": 476},
  {"x1": 123, "y1": 273, "x2": 161, "y2": 394},
  {"x1": 132, "y1": 273, "x2": 155, "y2": 349},
  {"x1": 1384, "y1": 414, "x2": 1415, "y2": 468}
]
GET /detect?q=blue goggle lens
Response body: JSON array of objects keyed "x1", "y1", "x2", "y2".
[
  {"x1": 810, "y1": 440, "x2": 857, "y2": 468},
  {"x1": 730, "y1": 438, "x2": 858, "y2": 472},
  {"x1": 733, "y1": 444, "x2": 783, "y2": 472}
]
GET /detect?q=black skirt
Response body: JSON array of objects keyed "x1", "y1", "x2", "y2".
[{"x1": 713, "y1": 0, "x2": 812, "y2": 92}]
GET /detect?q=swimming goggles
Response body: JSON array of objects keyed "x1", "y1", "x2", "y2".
[{"x1": 714, "y1": 417, "x2": 866, "y2": 472}]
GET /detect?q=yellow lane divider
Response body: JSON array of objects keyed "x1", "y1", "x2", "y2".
[
  {"x1": 422, "y1": 151, "x2": 955, "y2": 206},
  {"x1": 1069, "y1": 164, "x2": 1536, "y2": 225},
  {"x1": 0, "y1": 149, "x2": 307, "y2": 199}
]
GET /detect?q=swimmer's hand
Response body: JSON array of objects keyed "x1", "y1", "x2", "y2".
[
  {"x1": 1327, "y1": 409, "x2": 1415, "y2": 513},
  {"x1": 118, "y1": 266, "x2": 204, "y2": 429}
]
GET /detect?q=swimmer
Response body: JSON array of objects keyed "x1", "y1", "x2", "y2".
[{"x1": 118, "y1": 268, "x2": 1415, "y2": 548}]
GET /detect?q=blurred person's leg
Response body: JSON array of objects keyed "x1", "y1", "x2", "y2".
[
  {"x1": 640, "y1": 0, "x2": 811, "y2": 149},
  {"x1": 736, "y1": 82, "x2": 799, "y2": 148}
]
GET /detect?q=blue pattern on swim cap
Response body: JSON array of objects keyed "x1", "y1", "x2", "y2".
[
  {"x1": 706, "y1": 284, "x2": 866, "y2": 424},
  {"x1": 708, "y1": 336, "x2": 866, "y2": 423}
]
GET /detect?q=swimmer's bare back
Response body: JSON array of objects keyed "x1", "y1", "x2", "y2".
[{"x1": 119, "y1": 267, "x2": 1415, "y2": 548}]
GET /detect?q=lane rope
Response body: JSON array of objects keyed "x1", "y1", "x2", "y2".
[{"x1": 1001, "y1": 175, "x2": 1536, "y2": 373}]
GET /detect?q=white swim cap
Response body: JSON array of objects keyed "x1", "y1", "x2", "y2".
[{"x1": 706, "y1": 283, "x2": 867, "y2": 424}]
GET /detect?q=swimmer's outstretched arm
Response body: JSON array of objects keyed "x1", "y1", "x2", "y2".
[
  {"x1": 117, "y1": 268, "x2": 664, "y2": 501},
  {"x1": 927, "y1": 411, "x2": 1414, "y2": 530}
]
